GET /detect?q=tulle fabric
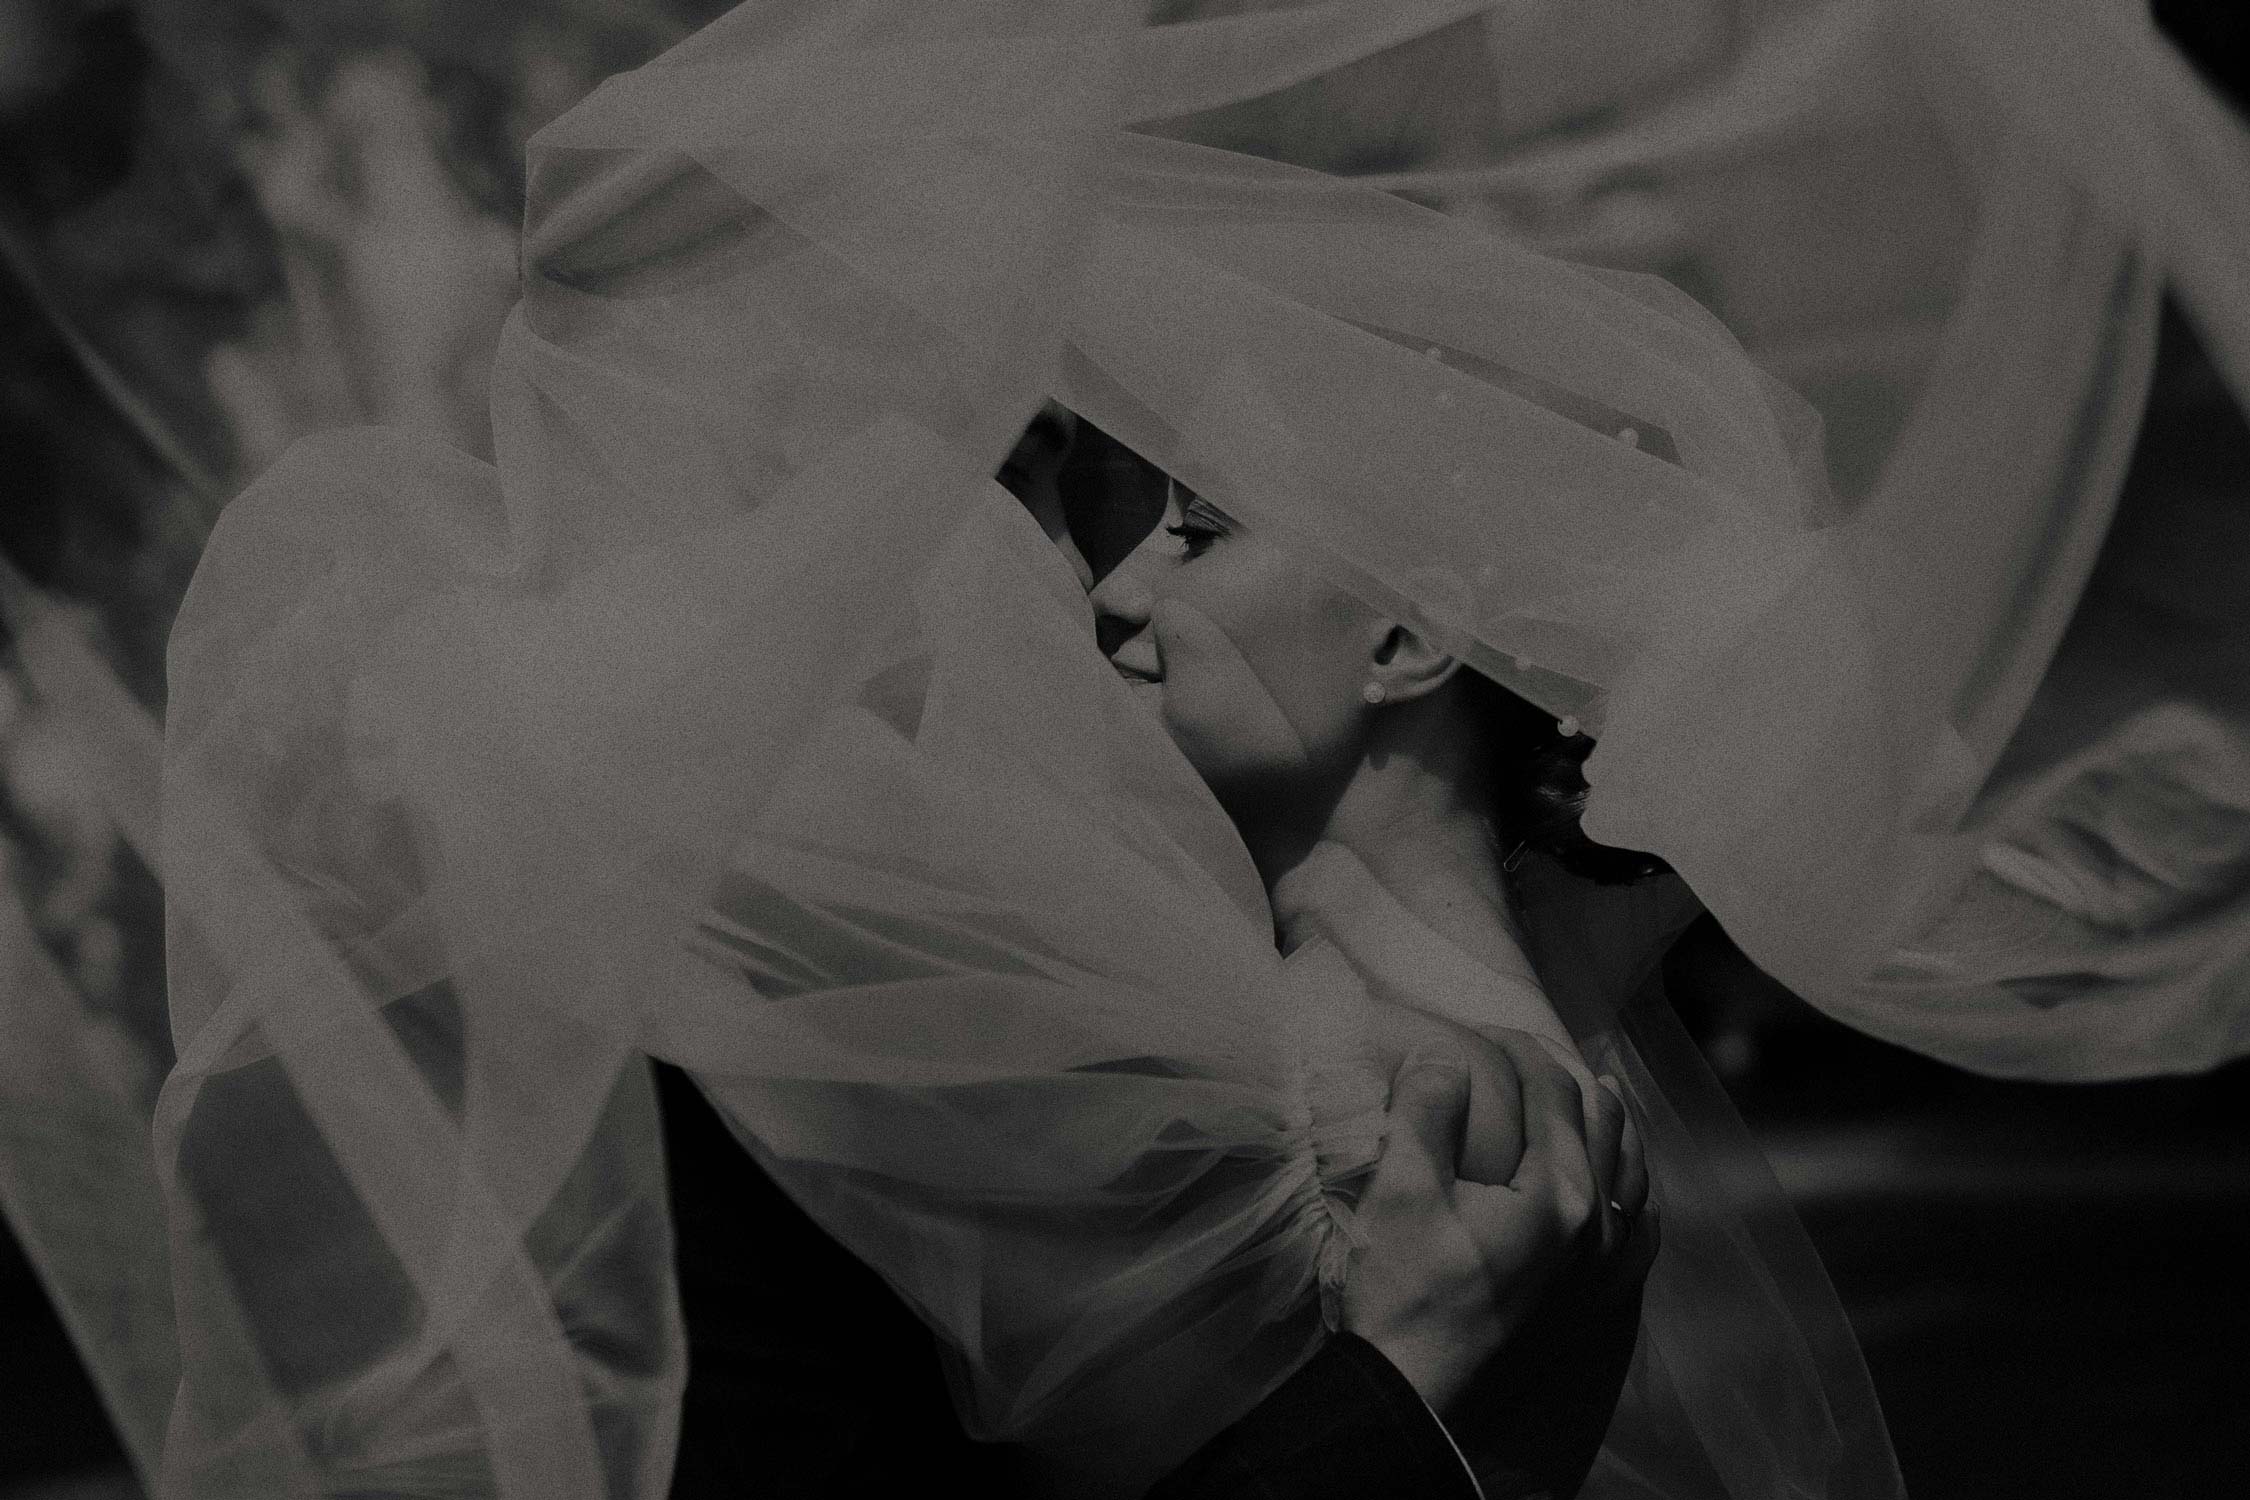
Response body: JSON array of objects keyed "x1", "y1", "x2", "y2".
[
  {"x1": 163, "y1": 426, "x2": 1904, "y2": 1496},
  {"x1": 149, "y1": 4, "x2": 1916, "y2": 1491},
  {"x1": 2, "y1": 0, "x2": 2240, "y2": 1496},
  {"x1": 0, "y1": 559, "x2": 180, "y2": 1479},
  {"x1": 1356, "y1": 0, "x2": 2250, "y2": 1078}
]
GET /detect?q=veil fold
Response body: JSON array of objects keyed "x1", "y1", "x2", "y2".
[{"x1": 154, "y1": 4, "x2": 1911, "y2": 1492}]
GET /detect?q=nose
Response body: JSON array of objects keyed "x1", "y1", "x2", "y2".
[
  {"x1": 1090, "y1": 540, "x2": 1159, "y2": 659},
  {"x1": 1090, "y1": 568, "x2": 1149, "y2": 659}
]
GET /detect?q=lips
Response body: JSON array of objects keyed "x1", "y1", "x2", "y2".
[{"x1": 1111, "y1": 663, "x2": 1162, "y2": 685}]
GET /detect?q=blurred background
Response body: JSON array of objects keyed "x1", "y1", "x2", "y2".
[{"x1": 1, "y1": 2, "x2": 2245, "y2": 1497}]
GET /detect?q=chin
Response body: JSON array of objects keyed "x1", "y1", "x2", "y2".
[
  {"x1": 1171, "y1": 736, "x2": 1303, "y2": 811},
  {"x1": 1159, "y1": 719, "x2": 1236, "y2": 786},
  {"x1": 1159, "y1": 690, "x2": 1292, "y2": 774}
]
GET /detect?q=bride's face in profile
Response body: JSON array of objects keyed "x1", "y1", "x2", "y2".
[{"x1": 1089, "y1": 486, "x2": 1384, "y2": 803}]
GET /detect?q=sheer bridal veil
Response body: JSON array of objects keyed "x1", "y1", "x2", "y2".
[{"x1": 2, "y1": 1, "x2": 2244, "y2": 1497}]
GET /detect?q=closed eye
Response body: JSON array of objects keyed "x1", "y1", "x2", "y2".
[
  {"x1": 1163, "y1": 492, "x2": 1236, "y2": 559},
  {"x1": 1164, "y1": 522, "x2": 1224, "y2": 558}
]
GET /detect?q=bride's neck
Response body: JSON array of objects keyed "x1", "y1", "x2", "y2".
[
  {"x1": 1261, "y1": 746, "x2": 1569, "y2": 1047},
  {"x1": 1269, "y1": 793, "x2": 1514, "y2": 959}
]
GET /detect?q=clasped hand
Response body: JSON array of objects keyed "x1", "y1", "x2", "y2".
[{"x1": 1343, "y1": 1025, "x2": 1657, "y2": 1435}]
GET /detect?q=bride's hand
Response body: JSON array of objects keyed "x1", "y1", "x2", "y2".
[{"x1": 1340, "y1": 1028, "x2": 1655, "y2": 1419}]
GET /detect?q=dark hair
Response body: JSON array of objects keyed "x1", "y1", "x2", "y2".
[{"x1": 1462, "y1": 671, "x2": 1671, "y2": 887}]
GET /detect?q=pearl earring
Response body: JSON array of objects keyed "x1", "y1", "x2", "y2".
[{"x1": 1361, "y1": 681, "x2": 1386, "y2": 705}]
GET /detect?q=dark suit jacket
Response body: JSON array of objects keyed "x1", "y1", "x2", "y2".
[{"x1": 656, "y1": 1063, "x2": 1481, "y2": 1499}]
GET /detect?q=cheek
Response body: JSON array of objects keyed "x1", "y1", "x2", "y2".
[{"x1": 1149, "y1": 595, "x2": 1360, "y2": 785}]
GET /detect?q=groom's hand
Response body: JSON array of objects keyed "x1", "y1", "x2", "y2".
[{"x1": 1341, "y1": 1031, "x2": 1656, "y2": 1419}]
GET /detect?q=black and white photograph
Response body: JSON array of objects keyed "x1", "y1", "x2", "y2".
[{"x1": 1, "y1": 2, "x2": 2246, "y2": 1496}]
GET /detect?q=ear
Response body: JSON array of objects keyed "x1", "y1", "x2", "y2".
[{"x1": 1366, "y1": 621, "x2": 1463, "y2": 705}]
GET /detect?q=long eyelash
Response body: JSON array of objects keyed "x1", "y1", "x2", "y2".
[{"x1": 1163, "y1": 522, "x2": 1223, "y2": 559}]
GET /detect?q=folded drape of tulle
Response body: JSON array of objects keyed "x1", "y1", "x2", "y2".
[
  {"x1": 1353, "y1": 0, "x2": 2250, "y2": 1078},
  {"x1": 98, "y1": 0, "x2": 2245, "y2": 1495},
  {"x1": 161, "y1": 428, "x2": 1906, "y2": 1498}
]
